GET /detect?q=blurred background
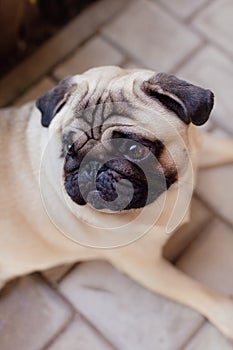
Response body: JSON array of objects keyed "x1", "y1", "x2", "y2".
[
  {"x1": 0, "y1": 0, "x2": 96, "y2": 76},
  {"x1": 0, "y1": 1, "x2": 233, "y2": 349}
]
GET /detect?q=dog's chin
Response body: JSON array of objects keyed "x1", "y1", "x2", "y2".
[{"x1": 86, "y1": 190, "x2": 125, "y2": 212}]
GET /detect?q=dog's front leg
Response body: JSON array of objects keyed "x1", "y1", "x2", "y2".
[{"x1": 109, "y1": 250, "x2": 233, "y2": 340}]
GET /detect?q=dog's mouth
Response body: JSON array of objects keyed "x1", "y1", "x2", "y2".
[
  {"x1": 82, "y1": 161, "x2": 148, "y2": 211},
  {"x1": 64, "y1": 158, "x2": 175, "y2": 212}
]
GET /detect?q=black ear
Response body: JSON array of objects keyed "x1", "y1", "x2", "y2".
[
  {"x1": 36, "y1": 76, "x2": 74, "y2": 127},
  {"x1": 142, "y1": 73, "x2": 214, "y2": 126}
]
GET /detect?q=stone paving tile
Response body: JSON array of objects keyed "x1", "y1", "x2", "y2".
[
  {"x1": 157, "y1": 0, "x2": 208, "y2": 20},
  {"x1": 53, "y1": 36, "x2": 125, "y2": 80},
  {"x1": 47, "y1": 315, "x2": 115, "y2": 350},
  {"x1": 184, "y1": 323, "x2": 233, "y2": 350},
  {"x1": 0, "y1": 276, "x2": 73, "y2": 350},
  {"x1": 193, "y1": 0, "x2": 233, "y2": 57},
  {"x1": 177, "y1": 45, "x2": 233, "y2": 134},
  {"x1": 195, "y1": 164, "x2": 233, "y2": 227},
  {"x1": 14, "y1": 77, "x2": 55, "y2": 106},
  {"x1": 163, "y1": 197, "x2": 212, "y2": 262},
  {"x1": 42, "y1": 264, "x2": 75, "y2": 284},
  {"x1": 0, "y1": 0, "x2": 127, "y2": 107},
  {"x1": 102, "y1": 0, "x2": 202, "y2": 72},
  {"x1": 59, "y1": 261, "x2": 203, "y2": 350},
  {"x1": 177, "y1": 219, "x2": 233, "y2": 295}
]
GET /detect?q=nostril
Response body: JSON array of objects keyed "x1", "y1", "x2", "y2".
[{"x1": 78, "y1": 160, "x2": 106, "y2": 192}]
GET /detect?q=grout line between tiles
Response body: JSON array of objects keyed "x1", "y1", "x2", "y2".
[{"x1": 178, "y1": 320, "x2": 207, "y2": 350}]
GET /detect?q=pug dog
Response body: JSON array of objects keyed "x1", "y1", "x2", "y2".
[{"x1": 1, "y1": 66, "x2": 233, "y2": 339}]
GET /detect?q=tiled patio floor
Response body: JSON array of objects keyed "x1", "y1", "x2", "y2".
[{"x1": 0, "y1": 0, "x2": 233, "y2": 349}]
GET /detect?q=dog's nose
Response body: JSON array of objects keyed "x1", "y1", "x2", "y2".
[
  {"x1": 78, "y1": 160, "x2": 115, "y2": 210},
  {"x1": 80, "y1": 160, "x2": 103, "y2": 181},
  {"x1": 78, "y1": 160, "x2": 103, "y2": 197}
]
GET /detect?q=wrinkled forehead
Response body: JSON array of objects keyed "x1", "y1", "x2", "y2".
[
  {"x1": 37, "y1": 66, "x2": 213, "y2": 133},
  {"x1": 70, "y1": 66, "x2": 154, "y2": 106},
  {"x1": 62, "y1": 66, "x2": 186, "y2": 142},
  {"x1": 78, "y1": 65, "x2": 153, "y2": 86}
]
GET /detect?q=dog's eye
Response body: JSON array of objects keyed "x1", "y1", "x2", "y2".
[
  {"x1": 66, "y1": 143, "x2": 75, "y2": 154},
  {"x1": 112, "y1": 137, "x2": 150, "y2": 160},
  {"x1": 126, "y1": 143, "x2": 150, "y2": 160}
]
